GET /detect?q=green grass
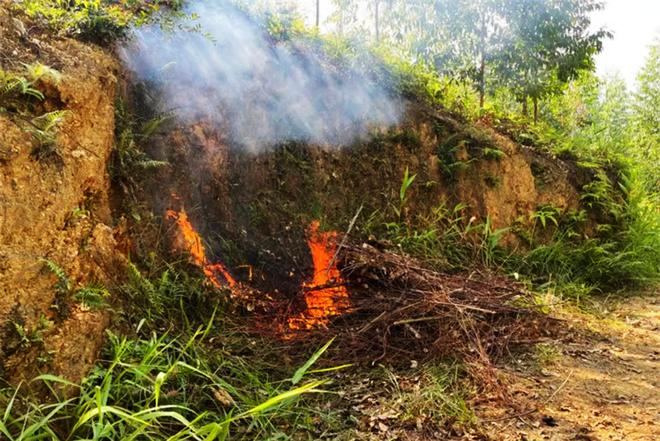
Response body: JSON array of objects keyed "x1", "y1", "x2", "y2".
[
  {"x1": 385, "y1": 362, "x2": 476, "y2": 428},
  {"x1": 1, "y1": 254, "x2": 361, "y2": 440},
  {"x1": 0, "y1": 325, "x2": 336, "y2": 440}
]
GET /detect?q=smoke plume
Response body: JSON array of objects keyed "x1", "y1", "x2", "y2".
[{"x1": 119, "y1": 1, "x2": 401, "y2": 151}]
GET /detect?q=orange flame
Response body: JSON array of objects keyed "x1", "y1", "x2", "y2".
[
  {"x1": 288, "y1": 221, "x2": 351, "y2": 330},
  {"x1": 166, "y1": 209, "x2": 236, "y2": 288}
]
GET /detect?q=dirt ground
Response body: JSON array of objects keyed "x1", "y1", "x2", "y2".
[{"x1": 479, "y1": 292, "x2": 659, "y2": 441}]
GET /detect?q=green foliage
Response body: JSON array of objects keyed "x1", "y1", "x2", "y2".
[
  {"x1": 73, "y1": 286, "x2": 109, "y2": 311},
  {"x1": 393, "y1": 362, "x2": 476, "y2": 427},
  {"x1": 16, "y1": 0, "x2": 173, "y2": 43},
  {"x1": 633, "y1": 39, "x2": 660, "y2": 191},
  {"x1": 390, "y1": 166, "x2": 417, "y2": 220},
  {"x1": 515, "y1": 167, "x2": 659, "y2": 290},
  {"x1": 5, "y1": 313, "x2": 53, "y2": 352},
  {"x1": 0, "y1": 329, "x2": 331, "y2": 440},
  {"x1": 481, "y1": 146, "x2": 505, "y2": 160},
  {"x1": 372, "y1": 196, "x2": 509, "y2": 271},
  {"x1": 530, "y1": 204, "x2": 560, "y2": 230},
  {"x1": 330, "y1": 0, "x2": 608, "y2": 115},
  {"x1": 110, "y1": 101, "x2": 169, "y2": 193},
  {"x1": 0, "y1": 63, "x2": 61, "y2": 113},
  {"x1": 43, "y1": 259, "x2": 112, "y2": 312},
  {"x1": 27, "y1": 110, "x2": 70, "y2": 161},
  {"x1": 42, "y1": 259, "x2": 71, "y2": 295}
]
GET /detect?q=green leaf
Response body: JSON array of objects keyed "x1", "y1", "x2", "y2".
[{"x1": 291, "y1": 338, "x2": 334, "y2": 385}]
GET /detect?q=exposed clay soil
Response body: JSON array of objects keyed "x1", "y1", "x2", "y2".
[{"x1": 0, "y1": 2, "x2": 122, "y2": 384}]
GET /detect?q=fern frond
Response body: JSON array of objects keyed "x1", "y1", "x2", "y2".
[
  {"x1": 23, "y1": 62, "x2": 62, "y2": 84},
  {"x1": 42, "y1": 259, "x2": 71, "y2": 294},
  {"x1": 74, "y1": 286, "x2": 109, "y2": 311}
]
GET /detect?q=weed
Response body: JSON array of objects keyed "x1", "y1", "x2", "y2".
[
  {"x1": 42, "y1": 259, "x2": 71, "y2": 295},
  {"x1": 530, "y1": 204, "x2": 561, "y2": 230},
  {"x1": 0, "y1": 329, "x2": 334, "y2": 440},
  {"x1": 43, "y1": 259, "x2": 112, "y2": 314},
  {"x1": 0, "y1": 63, "x2": 60, "y2": 113},
  {"x1": 27, "y1": 110, "x2": 70, "y2": 161},
  {"x1": 484, "y1": 174, "x2": 501, "y2": 188},
  {"x1": 391, "y1": 166, "x2": 416, "y2": 220},
  {"x1": 482, "y1": 146, "x2": 506, "y2": 160},
  {"x1": 396, "y1": 363, "x2": 476, "y2": 427},
  {"x1": 534, "y1": 343, "x2": 562, "y2": 366},
  {"x1": 15, "y1": 0, "x2": 169, "y2": 43},
  {"x1": 110, "y1": 101, "x2": 169, "y2": 194},
  {"x1": 73, "y1": 286, "x2": 109, "y2": 311}
]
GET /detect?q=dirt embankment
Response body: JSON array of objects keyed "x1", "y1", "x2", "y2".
[
  {"x1": 137, "y1": 104, "x2": 587, "y2": 294},
  {"x1": 0, "y1": 5, "x2": 121, "y2": 383}
]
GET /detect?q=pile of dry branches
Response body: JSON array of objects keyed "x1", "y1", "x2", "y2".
[{"x1": 316, "y1": 242, "x2": 554, "y2": 363}]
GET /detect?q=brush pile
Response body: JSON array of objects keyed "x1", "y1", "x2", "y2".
[{"x1": 318, "y1": 242, "x2": 554, "y2": 362}]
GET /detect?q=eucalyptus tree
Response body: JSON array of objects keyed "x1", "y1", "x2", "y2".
[
  {"x1": 497, "y1": 0, "x2": 609, "y2": 121},
  {"x1": 326, "y1": 0, "x2": 607, "y2": 116}
]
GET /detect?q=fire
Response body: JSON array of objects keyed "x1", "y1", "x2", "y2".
[
  {"x1": 166, "y1": 209, "x2": 236, "y2": 288},
  {"x1": 289, "y1": 221, "x2": 351, "y2": 330}
]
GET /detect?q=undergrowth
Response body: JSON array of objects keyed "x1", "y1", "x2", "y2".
[
  {"x1": 1, "y1": 260, "x2": 345, "y2": 440},
  {"x1": 14, "y1": 0, "x2": 178, "y2": 43},
  {"x1": 371, "y1": 164, "x2": 659, "y2": 297}
]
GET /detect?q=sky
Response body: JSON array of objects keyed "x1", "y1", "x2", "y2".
[
  {"x1": 592, "y1": 0, "x2": 660, "y2": 85},
  {"x1": 292, "y1": 0, "x2": 660, "y2": 87}
]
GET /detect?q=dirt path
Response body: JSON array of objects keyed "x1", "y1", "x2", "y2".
[{"x1": 482, "y1": 293, "x2": 659, "y2": 441}]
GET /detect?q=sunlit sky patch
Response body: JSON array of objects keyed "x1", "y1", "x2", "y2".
[{"x1": 592, "y1": 0, "x2": 660, "y2": 85}]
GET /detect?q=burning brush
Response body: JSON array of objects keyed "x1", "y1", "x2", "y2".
[
  {"x1": 287, "y1": 220, "x2": 352, "y2": 330},
  {"x1": 165, "y1": 209, "x2": 553, "y2": 362},
  {"x1": 166, "y1": 208, "x2": 236, "y2": 289},
  {"x1": 165, "y1": 210, "x2": 352, "y2": 328}
]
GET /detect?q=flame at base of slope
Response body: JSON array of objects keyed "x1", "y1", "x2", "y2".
[
  {"x1": 166, "y1": 209, "x2": 236, "y2": 288},
  {"x1": 288, "y1": 220, "x2": 352, "y2": 330}
]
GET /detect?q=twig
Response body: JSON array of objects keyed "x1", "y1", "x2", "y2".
[{"x1": 327, "y1": 204, "x2": 363, "y2": 275}]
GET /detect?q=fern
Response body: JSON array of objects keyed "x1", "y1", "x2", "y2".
[
  {"x1": 22, "y1": 62, "x2": 62, "y2": 84},
  {"x1": 42, "y1": 259, "x2": 71, "y2": 295},
  {"x1": 111, "y1": 108, "x2": 169, "y2": 190},
  {"x1": 28, "y1": 110, "x2": 70, "y2": 160},
  {"x1": 74, "y1": 286, "x2": 109, "y2": 311}
]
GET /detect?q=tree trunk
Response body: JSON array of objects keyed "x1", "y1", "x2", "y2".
[
  {"x1": 316, "y1": 0, "x2": 320, "y2": 29},
  {"x1": 478, "y1": 15, "x2": 486, "y2": 109},
  {"x1": 478, "y1": 53, "x2": 485, "y2": 109},
  {"x1": 533, "y1": 96, "x2": 539, "y2": 123},
  {"x1": 522, "y1": 97, "x2": 528, "y2": 117}
]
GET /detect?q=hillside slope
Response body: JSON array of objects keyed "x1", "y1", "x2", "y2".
[{"x1": 0, "y1": 3, "x2": 121, "y2": 383}]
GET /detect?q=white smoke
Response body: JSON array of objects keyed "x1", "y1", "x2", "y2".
[{"x1": 119, "y1": 1, "x2": 401, "y2": 151}]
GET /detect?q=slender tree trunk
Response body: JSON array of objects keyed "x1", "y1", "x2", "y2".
[
  {"x1": 522, "y1": 97, "x2": 528, "y2": 117},
  {"x1": 478, "y1": 15, "x2": 486, "y2": 109},
  {"x1": 315, "y1": 0, "x2": 320, "y2": 29},
  {"x1": 375, "y1": 1, "x2": 380, "y2": 42},
  {"x1": 533, "y1": 96, "x2": 539, "y2": 123},
  {"x1": 478, "y1": 53, "x2": 485, "y2": 109}
]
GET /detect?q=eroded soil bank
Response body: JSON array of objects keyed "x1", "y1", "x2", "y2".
[{"x1": 0, "y1": 3, "x2": 121, "y2": 383}]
